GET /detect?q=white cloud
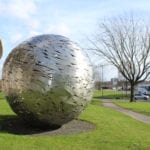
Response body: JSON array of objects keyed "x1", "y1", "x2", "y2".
[
  {"x1": 28, "y1": 30, "x2": 42, "y2": 37},
  {"x1": 0, "y1": 0, "x2": 37, "y2": 20},
  {"x1": 0, "y1": 0, "x2": 42, "y2": 44},
  {"x1": 10, "y1": 33, "x2": 24, "y2": 44},
  {"x1": 27, "y1": 19, "x2": 40, "y2": 30},
  {"x1": 0, "y1": 0, "x2": 41, "y2": 34},
  {"x1": 46, "y1": 23, "x2": 71, "y2": 36}
]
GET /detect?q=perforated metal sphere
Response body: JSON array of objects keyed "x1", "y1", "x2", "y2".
[{"x1": 2, "y1": 34, "x2": 94, "y2": 127}]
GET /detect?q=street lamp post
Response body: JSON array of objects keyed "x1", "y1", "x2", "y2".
[{"x1": 95, "y1": 64, "x2": 109, "y2": 96}]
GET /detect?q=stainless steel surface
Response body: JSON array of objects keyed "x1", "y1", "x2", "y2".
[
  {"x1": 2, "y1": 34, "x2": 94, "y2": 126},
  {"x1": 0, "y1": 39, "x2": 3, "y2": 59}
]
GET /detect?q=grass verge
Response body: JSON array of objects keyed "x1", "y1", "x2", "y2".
[
  {"x1": 0, "y1": 93, "x2": 149, "y2": 150},
  {"x1": 93, "y1": 90, "x2": 130, "y2": 99},
  {"x1": 113, "y1": 100, "x2": 150, "y2": 116}
]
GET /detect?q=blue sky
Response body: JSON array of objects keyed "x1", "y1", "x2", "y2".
[{"x1": 0, "y1": 0, "x2": 150, "y2": 80}]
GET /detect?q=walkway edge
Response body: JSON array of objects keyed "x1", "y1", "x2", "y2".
[{"x1": 102, "y1": 101, "x2": 150, "y2": 124}]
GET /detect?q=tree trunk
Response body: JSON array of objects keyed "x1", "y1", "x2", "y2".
[{"x1": 130, "y1": 83, "x2": 135, "y2": 102}]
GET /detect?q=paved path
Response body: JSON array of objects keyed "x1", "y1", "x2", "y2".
[{"x1": 101, "y1": 100, "x2": 150, "y2": 124}]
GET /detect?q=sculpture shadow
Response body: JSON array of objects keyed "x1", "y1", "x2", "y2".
[{"x1": 0, "y1": 115, "x2": 60, "y2": 135}]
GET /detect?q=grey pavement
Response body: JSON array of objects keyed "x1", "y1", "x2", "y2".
[{"x1": 101, "y1": 100, "x2": 150, "y2": 124}]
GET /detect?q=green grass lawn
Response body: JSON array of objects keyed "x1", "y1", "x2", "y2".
[
  {"x1": 113, "y1": 101, "x2": 150, "y2": 116},
  {"x1": 93, "y1": 90, "x2": 130, "y2": 99},
  {"x1": 0, "y1": 94, "x2": 150, "y2": 150}
]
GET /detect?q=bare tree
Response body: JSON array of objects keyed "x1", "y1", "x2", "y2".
[{"x1": 89, "y1": 16, "x2": 150, "y2": 102}]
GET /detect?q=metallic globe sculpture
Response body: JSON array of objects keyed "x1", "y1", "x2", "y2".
[
  {"x1": 0, "y1": 39, "x2": 3, "y2": 59},
  {"x1": 2, "y1": 34, "x2": 94, "y2": 127}
]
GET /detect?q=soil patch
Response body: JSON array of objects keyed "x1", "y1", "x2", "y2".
[{"x1": 0, "y1": 115, "x2": 95, "y2": 136}]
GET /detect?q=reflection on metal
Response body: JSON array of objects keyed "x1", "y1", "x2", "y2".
[
  {"x1": 0, "y1": 39, "x2": 3, "y2": 59},
  {"x1": 2, "y1": 34, "x2": 94, "y2": 127}
]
